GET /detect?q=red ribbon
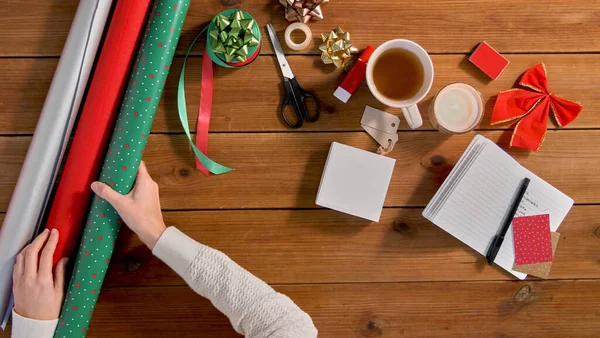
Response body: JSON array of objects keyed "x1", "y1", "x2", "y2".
[
  {"x1": 491, "y1": 63, "x2": 582, "y2": 151},
  {"x1": 195, "y1": 47, "x2": 214, "y2": 176},
  {"x1": 195, "y1": 45, "x2": 261, "y2": 175}
]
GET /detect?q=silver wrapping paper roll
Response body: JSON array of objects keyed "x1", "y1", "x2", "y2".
[{"x1": 0, "y1": 0, "x2": 112, "y2": 326}]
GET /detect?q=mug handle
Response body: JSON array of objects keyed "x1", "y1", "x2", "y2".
[{"x1": 401, "y1": 104, "x2": 423, "y2": 129}]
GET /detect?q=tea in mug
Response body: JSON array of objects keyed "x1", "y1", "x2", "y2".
[{"x1": 371, "y1": 48, "x2": 425, "y2": 101}]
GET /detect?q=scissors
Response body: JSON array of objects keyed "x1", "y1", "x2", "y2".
[{"x1": 266, "y1": 23, "x2": 321, "y2": 128}]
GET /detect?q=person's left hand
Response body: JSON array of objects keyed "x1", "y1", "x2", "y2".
[{"x1": 12, "y1": 228, "x2": 68, "y2": 320}]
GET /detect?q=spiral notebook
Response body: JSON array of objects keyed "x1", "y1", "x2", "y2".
[{"x1": 423, "y1": 135, "x2": 573, "y2": 279}]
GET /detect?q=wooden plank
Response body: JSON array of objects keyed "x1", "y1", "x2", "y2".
[
  {"x1": 153, "y1": 54, "x2": 600, "y2": 133},
  {"x1": 2, "y1": 206, "x2": 597, "y2": 286},
  {"x1": 1, "y1": 131, "x2": 599, "y2": 212},
  {"x1": 0, "y1": 0, "x2": 75, "y2": 57},
  {"x1": 140, "y1": 131, "x2": 600, "y2": 209},
  {"x1": 0, "y1": 54, "x2": 598, "y2": 135},
  {"x1": 2, "y1": 1, "x2": 600, "y2": 56},
  {"x1": 0, "y1": 58, "x2": 57, "y2": 135},
  {"x1": 102, "y1": 206, "x2": 600, "y2": 287},
  {"x1": 3, "y1": 281, "x2": 600, "y2": 337}
]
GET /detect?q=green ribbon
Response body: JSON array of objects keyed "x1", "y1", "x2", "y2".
[
  {"x1": 178, "y1": 26, "x2": 233, "y2": 175},
  {"x1": 177, "y1": 9, "x2": 261, "y2": 174}
]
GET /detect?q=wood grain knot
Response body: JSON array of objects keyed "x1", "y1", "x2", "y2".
[
  {"x1": 420, "y1": 155, "x2": 448, "y2": 171},
  {"x1": 179, "y1": 168, "x2": 190, "y2": 177},
  {"x1": 325, "y1": 103, "x2": 338, "y2": 115},
  {"x1": 498, "y1": 285, "x2": 540, "y2": 316},
  {"x1": 393, "y1": 221, "x2": 410, "y2": 233},
  {"x1": 513, "y1": 285, "x2": 532, "y2": 302},
  {"x1": 498, "y1": 284, "x2": 538, "y2": 315},
  {"x1": 126, "y1": 261, "x2": 143, "y2": 272},
  {"x1": 429, "y1": 155, "x2": 446, "y2": 166},
  {"x1": 421, "y1": 155, "x2": 454, "y2": 184},
  {"x1": 358, "y1": 312, "x2": 394, "y2": 337},
  {"x1": 359, "y1": 319, "x2": 383, "y2": 337},
  {"x1": 220, "y1": 0, "x2": 241, "y2": 6},
  {"x1": 594, "y1": 226, "x2": 600, "y2": 239}
]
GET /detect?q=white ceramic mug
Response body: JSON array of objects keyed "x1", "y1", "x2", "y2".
[{"x1": 366, "y1": 39, "x2": 434, "y2": 129}]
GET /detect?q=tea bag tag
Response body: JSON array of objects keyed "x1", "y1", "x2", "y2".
[{"x1": 361, "y1": 106, "x2": 399, "y2": 149}]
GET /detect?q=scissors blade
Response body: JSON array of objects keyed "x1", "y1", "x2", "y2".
[{"x1": 266, "y1": 23, "x2": 295, "y2": 80}]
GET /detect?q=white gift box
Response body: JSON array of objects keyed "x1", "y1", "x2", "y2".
[{"x1": 316, "y1": 142, "x2": 396, "y2": 222}]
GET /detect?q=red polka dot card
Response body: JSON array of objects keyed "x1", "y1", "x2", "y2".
[
  {"x1": 513, "y1": 231, "x2": 560, "y2": 279},
  {"x1": 512, "y1": 214, "x2": 553, "y2": 265}
]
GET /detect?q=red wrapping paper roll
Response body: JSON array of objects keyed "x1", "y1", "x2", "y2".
[{"x1": 45, "y1": 0, "x2": 152, "y2": 265}]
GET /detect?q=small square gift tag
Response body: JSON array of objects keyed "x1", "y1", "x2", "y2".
[{"x1": 361, "y1": 106, "x2": 400, "y2": 154}]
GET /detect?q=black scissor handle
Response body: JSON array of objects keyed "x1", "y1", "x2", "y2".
[
  {"x1": 281, "y1": 77, "x2": 321, "y2": 129},
  {"x1": 301, "y1": 92, "x2": 321, "y2": 123},
  {"x1": 281, "y1": 77, "x2": 303, "y2": 128}
]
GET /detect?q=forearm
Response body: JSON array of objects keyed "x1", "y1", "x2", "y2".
[
  {"x1": 11, "y1": 310, "x2": 58, "y2": 338},
  {"x1": 152, "y1": 227, "x2": 317, "y2": 338}
]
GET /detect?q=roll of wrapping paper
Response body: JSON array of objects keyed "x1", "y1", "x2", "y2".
[
  {"x1": 54, "y1": 1, "x2": 189, "y2": 336},
  {"x1": 45, "y1": 0, "x2": 152, "y2": 267},
  {"x1": 0, "y1": 0, "x2": 112, "y2": 327},
  {"x1": 178, "y1": 9, "x2": 261, "y2": 175}
]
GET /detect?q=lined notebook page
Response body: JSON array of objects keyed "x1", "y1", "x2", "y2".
[{"x1": 423, "y1": 135, "x2": 573, "y2": 279}]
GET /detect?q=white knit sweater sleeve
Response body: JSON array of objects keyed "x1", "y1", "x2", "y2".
[
  {"x1": 152, "y1": 227, "x2": 318, "y2": 338},
  {"x1": 10, "y1": 310, "x2": 58, "y2": 338}
]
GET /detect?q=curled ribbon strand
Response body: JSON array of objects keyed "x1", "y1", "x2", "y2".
[
  {"x1": 178, "y1": 29, "x2": 234, "y2": 175},
  {"x1": 178, "y1": 9, "x2": 262, "y2": 175},
  {"x1": 491, "y1": 63, "x2": 582, "y2": 151}
]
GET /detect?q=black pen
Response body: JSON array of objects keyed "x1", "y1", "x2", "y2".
[{"x1": 486, "y1": 177, "x2": 531, "y2": 264}]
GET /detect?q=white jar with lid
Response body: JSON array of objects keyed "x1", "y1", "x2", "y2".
[{"x1": 429, "y1": 83, "x2": 484, "y2": 133}]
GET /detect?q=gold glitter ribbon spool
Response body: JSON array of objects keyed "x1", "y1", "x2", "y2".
[
  {"x1": 319, "y1": 27, "x2": 358, "y2": 68},
  {"x1": 279, "y1": 0, "x2": 329, "y2": 23}
]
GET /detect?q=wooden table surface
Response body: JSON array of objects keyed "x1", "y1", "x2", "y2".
[{"x1": 1, "y1": 1, "x2": 600, "y2": 337}]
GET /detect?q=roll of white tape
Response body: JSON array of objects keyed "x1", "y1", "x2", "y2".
[{"x1": 284, "y1": 22, "x2": 312, "y2": 51}]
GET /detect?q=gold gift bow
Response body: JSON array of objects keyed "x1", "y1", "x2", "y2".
[{"x1": 320, "y1": 27, "x2": 358, "y2": 68}]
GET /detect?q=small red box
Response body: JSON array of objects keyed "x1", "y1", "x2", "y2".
[{"x1": 469, "y1": 42, "x2": 509, "y2": 80}]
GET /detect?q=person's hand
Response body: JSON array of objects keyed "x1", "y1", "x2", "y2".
[
  {"x1": 91, "y1": 161, "x2": 166, "y2": 250},
  {"x1": 13, "y1": 228, "x2": 68, "y2": 320}
]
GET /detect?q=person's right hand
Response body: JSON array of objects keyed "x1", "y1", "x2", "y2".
[
  {"x1": 13, "y1": 229, "x2": 68, "y2": 320},
  {"x1": 91, "y1": 161, "x2": 166, "y2": 250}
]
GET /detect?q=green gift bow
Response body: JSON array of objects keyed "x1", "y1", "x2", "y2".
[{"x1": 206, "y1": 9, "x2": 260, "y2": 66}]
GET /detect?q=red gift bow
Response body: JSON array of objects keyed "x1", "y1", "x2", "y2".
[{"x1": 491, "y1": 63, "x2": 582, "y2": 151}]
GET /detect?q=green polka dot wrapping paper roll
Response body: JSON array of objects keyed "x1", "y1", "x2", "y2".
[{"x1": 54, "y1": 1, "x2": 190, "y2": 336}]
